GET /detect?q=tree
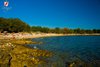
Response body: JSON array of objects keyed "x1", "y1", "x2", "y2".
[
  {"x1": 54, "y1": 27, "x2": 61, "y2": 34},
  {"x1": 0, "y1": 17, "x2": 31, "y2": 33}
]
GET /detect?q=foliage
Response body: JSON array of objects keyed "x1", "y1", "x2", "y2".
[
  {"x1": 0, "y1": 17, "x2": 31, "y2": 33},
  {"x1": 0, "y1": 17, "x2": 100, "y2": 34}
]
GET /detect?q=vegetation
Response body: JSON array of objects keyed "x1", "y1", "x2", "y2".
[
  {"x1": 31, "y1": 26, "x2": 100, "y2": 34},
  {"x1": 0, "y1": 17, "x2": 100, "y2": 34},
  {"x1": 0, "y1": 17, "x2": 31, "y2": 33}
]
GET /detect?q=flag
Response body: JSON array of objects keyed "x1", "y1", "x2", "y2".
[{"x1": 4, "y1": 2, "x2": 9, "y2": 7}]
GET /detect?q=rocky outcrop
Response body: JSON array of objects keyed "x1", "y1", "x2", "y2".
[
  {"x1": 0, "y1": 43, "x2": 13, "y2": 67},
  {"x1": 0, "y1": 39, "x2": 60, "y2": 67},
  {"x1": 10, "y1": 45, "x2": 53, "y2": 67}
]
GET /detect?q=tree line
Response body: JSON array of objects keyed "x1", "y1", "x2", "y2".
[
  {"x1": 31, "y1": 26, "x2": 100, "y2": 34},
  {"x1": 0, "y1": 17, "x2": 100, "y2": 34}
]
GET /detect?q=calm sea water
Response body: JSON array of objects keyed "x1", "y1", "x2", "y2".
[{"x1": 27, "y1": 36, "x2": 100, "y2": 67}]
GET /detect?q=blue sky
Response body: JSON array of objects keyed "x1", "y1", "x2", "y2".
[{"x1": 0, "y1": 0, "x2": 100, "y2": 29}]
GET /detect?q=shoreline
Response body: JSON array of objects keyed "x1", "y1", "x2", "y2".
[
  {"x1": 0, "y1": 39, "x2": 54, "y2": 67},
  {"x1": 0, "y1": 33, "x2": 100, "y2": 67},
  {"x1": 0, "y1": 33, "x2": 100, "y2": 39}
]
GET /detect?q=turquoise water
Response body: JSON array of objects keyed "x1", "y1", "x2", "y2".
[{"x1": 27, "y1": 36, "x2": 100, "y2": 67}]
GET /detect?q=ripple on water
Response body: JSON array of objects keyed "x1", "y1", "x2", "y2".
[{"x1": 27, "y1": 36, "x2": 100, "y2": 67}]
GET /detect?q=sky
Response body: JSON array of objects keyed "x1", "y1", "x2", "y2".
[{"x1": 0, "y1": 0, "x2": 100, "y2": 29}]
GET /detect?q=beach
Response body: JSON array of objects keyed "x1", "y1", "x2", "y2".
[{"x1": 0, "y1": 32, "x2": 100, "y2": 40}]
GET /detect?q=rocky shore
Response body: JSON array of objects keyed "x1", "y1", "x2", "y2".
[
  {"x1": 0, "y1": 39, "x2": 59, "y2": 67},
  {"x1": 0, "y1": 33, "x2": 100, "y2": 67}
]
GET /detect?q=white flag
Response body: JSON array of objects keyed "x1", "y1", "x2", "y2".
[{"x1": 4, "y1": 2, "x2": 9, "y2": 7}]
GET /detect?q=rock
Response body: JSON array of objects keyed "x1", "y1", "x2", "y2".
[
  {"x1": 0, "y1": 39, "x2": 64, "y2": 67},
  {"x1": 10, "y1": 45, "x2": 53, "y2": 67},
  {"x1": 0, "y1": 50, "x2": 12, "y2": 67}
]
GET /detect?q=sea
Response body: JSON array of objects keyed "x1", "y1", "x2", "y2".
[{"x1": 26, "y1": 36, "x2": 100, "y2": 67}]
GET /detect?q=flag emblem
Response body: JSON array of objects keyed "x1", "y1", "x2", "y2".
[{"x1": 4, "y1": 2, "x2": 9, "y2": 7}]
